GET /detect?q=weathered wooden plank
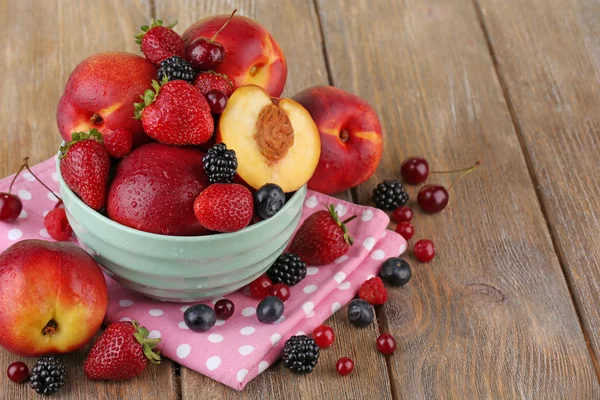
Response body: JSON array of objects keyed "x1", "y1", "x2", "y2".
[
  {"x1": 0, "y1": 1, "x2": 178, "y2": 399},
  {"x1": 476, "y1": 0, "x2": 600, "y2": 375},
  {"x1": 316, "y1": 0, "x2": 600, "y2": 398}
]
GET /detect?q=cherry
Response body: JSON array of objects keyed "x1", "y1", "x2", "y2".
[
  {"x1": 376, "y1": 333, "x2": 397, "y2": 355},
  {"x1": 0, "y1": 193, "x2": 22, "y2": 222},
  {"x1": 249, "y1": 274, "x2": 273, "y2": 299},
  {"x1": 335, "y1": 357, "x2": 354, "y2": 376},
  {"x1": 400, "y1": 157, "x2": 429, "y2": 184},
  {"x1": 271, "y1": 283, "x2": 290, "y2": 302},
  {"x1": 395, "y1": 221, "x2": 415, "y2": 240},
  {"x1": 214, "y1": 299, "x2": 235, "y2": 319},
  {"x1": 414, "y1": 239, "x2": 435, "y2": 263},
  {"x1": 186, "y1": 1, "x2": 238, "y2": 70},
  {"x1": 391, "y1": 206, "x2": 412, "y2": 223},
  {"x1": 206, "y1": 90, "x2": 228, "y2": 114},
  {"x1": 7, "y1": 361, "x2": 29, "y2": 383},
  {"x1": 312, "y1": 324, "x2": 335, "y2": 348}
]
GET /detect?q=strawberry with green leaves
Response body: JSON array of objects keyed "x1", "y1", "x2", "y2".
[
  {"x1": 194, "y1": 71, "x2": 234, "y2": 97},
  {"x1": 135, "y1": 19, "x2": 185, "y2": 66},
  {"x1": 60, "y1": 130, "x2": 110, "y2": 211}
]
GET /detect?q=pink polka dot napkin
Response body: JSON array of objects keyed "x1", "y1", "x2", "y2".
[{"x1": 0, "y1": 157, "x2": 406, "y2": 390}]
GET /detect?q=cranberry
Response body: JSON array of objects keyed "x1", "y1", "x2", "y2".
[
  {"x1": 376, "y1": 333, "x2": 397, "y2": 355},
  {"x1": 417, "y1": 185, "x2": 449, "y2": 213},
  {"x1": 312, "y1": 324, "x2": 335, "y2": 348},
  {"x1": 400, "y1": 157, "x2": 429, "y2": 184},
  {"x1": 414, "y1": 239, "x2": 435, "y2": 263},
  {"x1": 249, "y1": 274, "x2": 273, "y2": 299},
  {"x1": 0, "y1": 193, "x2": 22, "y2": 222},
  {"x1": 214, "y1": 299, "x2": 235, "y2": 319},
  {"x1": 391, "y1": 206, "x2": 412, "y2": 223},
  {"x1": 7, "y1": 361, "x2": 29, "y2": 383},
  {"x1": 271, "y1": 283, "x2": 290, "y2": 302},
  {"x1": 206, "y1": 90, "x2": 228, "y2": 114},
  {"x1": 335, "y1": 357, "x2": 354, "y2": 376},
  {"x1": 395, "y1": 221, "x2": 415, "y2": 240},
  {"x1": 187, "y1": 38, "x2": 224, "y2": 71}
]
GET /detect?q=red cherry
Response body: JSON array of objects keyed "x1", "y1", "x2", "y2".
[
  {"x1": 214, "y1": 299, "x2": 235, "y2": 319},
  {"x1": 395, "y1": 221, "x2": 415, "y2": 240},
  {"x1": 417, "y1": 185, "x2": 449, "y2": 214},
  {"x1": 271, "y1": 283, "x2": 291, "y2": 302},
  {"x1": 0, "y1": 193, "x2": 22, "y2": 222},
  {"x1": 7, "y1": 361, "x2": 29, "y2": 383},
  {"x1": 391, "y1": 206, "x2": 412, "y2": 223},
  {"x1": 249, "y1": 274, "x2": 273, "y2": 299},
  {"x1": 376, "y1": 333, "x2": 397, "y2": 355},
  {"x1": 206, "y1": 90, "x2": 228, "y2": 114},
  {"x1": 414, "y1": 239, "x2": 435, "y2": 263},
  {"x1": 312, "y1": 324, "x2": 335, "y2": 348},
  {"x1": 401, "y1": 157, "x2": 429, "y2": 184},
  {"x1": 187, "y1": 38, "x2": 225, "y2": 70},
  {"x1": 335, "y1": 357, "x2": 354, "y2": 376}
]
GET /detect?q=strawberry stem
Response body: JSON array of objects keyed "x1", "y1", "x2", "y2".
[
  {"x1": 210, "y1": 0, "x2": 239, "y2": 41},
  {"x1": 342, "y1": 215, "x2": 357, "y2": 225},
  {"x1": 447, "y1": 161, "x2": 481, "y2": 191},
  {"x1": 326, "y1": 204, "x2": 357, "y2": 246},
  {"x1": 131, "y1": 320, "x2": 161, "y2": 365}
]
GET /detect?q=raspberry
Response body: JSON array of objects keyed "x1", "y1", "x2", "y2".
[
  {"x1": 44, "y1": 208, "x2": 72, "y2": 241},
  {"x1": 358, "y1": 277, "x2": 388, "y2": 305}
]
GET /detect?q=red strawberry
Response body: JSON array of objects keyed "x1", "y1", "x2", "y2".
[
  {"x1": 194, "y1": 72, "x2": 234, "y2": 97},
  {"x1": 84, "y1": 320, "x2": 160, "y2": 381},
  {"x1": 358, "y1": 277, "x2": 388, "y2": 305},
  {"x1": 60, "y1": 130, "x2": 110, "y2": 211},
  {"x1": 135, "y1": 79, "x2": 214, "y2": 145},
  {"x1": 103, "y1": 128, "x2": 133, "y2": 158},
  {"x1": 43, "y1": 208, "x2": 72, "y2": 241},
  {"x1": 135, "y1": 20, "x2": 185, "y2": 65},
  {"x1": 193, "y1": 183, "x2": 253, "y2": 232},
  {"x1": 289, "y1": 205, "x2": 356, "y2": 265}
]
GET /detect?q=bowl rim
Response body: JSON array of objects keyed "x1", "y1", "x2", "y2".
[{"x1": 55, "y1": 146, "x2": 307, "y2": 244}]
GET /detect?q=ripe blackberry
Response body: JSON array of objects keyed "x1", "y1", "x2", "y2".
[
  {"x1": 30, "y1": 356, "x2": 66, "y2": 396},
  {"x1": 282, "y1": 335, "x2": 320, "y2": 374},
  {"x1": 372, "y1": 180, "x2": 409, "y2": 210},
  {"x1": 203, "y1": 143, "x2": 238, "y2": 184},
  {"x1": 266, "y1": 253, "x2": 306, "y2": 286},
  {"x1": 157, "y1": 56, "x2": 195, "y2": 83}
]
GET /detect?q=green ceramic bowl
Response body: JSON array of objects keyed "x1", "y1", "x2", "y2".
[{"x1": 55, "y1": 151, "x2": 306, "y2": 302}]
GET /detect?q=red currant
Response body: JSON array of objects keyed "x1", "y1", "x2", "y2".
[
  {"x1": 206, "y1": 90, "x2": 228, "y2": 114},
  {"x1": 417, "y1": 185, "x2": 449, "y2": 214},
  {"x1": 335, "y1": 357, "x2": 354, "y2": 376},
  {"x1": 214, "y1": 299, "x2": 235, "y2": 319},
  {"x1": 312, "y1": 324, "x2": 335, "y2": 348},
  {"x1": 249, "y1": 275, "x2": 272, "y2": 299},
  {"x1": 395, "y1": 221, "x2": 415, "y2": 240},
  {"x1": 376, "y1": 333, "x2": 397, "y2": 355},
  {"x1": 7, "y1": 361, "x2": 29, "y2": 383},
  {"x1": 271, "y1": 283, "x2": 290, "y2": 302},
  {"x1": 0, "y1": 193, "x2": 22, "y2": 222},
  {"x1": 187, "y1": 38, "x2": 224, "y2": 71},
  {"x1": 401, "y1": 157, "x2": 429, "y2": 184},
  {"x1": 414, "y1": 239, "x2": 435, "y2": 263},
  {"x1": 391, "y1": 206, "x2": 412, "y2": 223},
  {"x1": 44, "y1": 208, "x2": 72, "y2": 241}
]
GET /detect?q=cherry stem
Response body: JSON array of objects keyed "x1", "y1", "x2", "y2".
[
  {"x1": 447, "y1": 161, "x2": 481, "y2": 192},
  {"x1": 430, "y1": 161, "x2": 482, "y2": 175},
  {"x1": 210, "y1": 0, "x2": 238, "y2": 41},
  {"x1": 10, "y1": 157, "x2": 61, "y2": 201},
  {"x1": 7, "y1": 162, "x2": 27, "y2": 194}
]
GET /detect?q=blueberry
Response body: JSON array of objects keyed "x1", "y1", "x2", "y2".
[
  {"x1": 254, "y1": 183, "x2": 285, "y2": 219},
  {"x1": 347, "y1": 299, "x2": 374, "y2": 327},
  {"x1": 257, "y1": 296, "x2": 284, "y2": 324},
  {"x1": 184, "y1": 304, "x2": 216, "y2": 332},
  {"x1": 379, "y1": 257, "x2": 411, "y2": 286}
]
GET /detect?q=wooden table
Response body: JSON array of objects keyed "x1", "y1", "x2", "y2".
[{"x1": 2, "y1": 0, "x2": 600, "y2": 398}]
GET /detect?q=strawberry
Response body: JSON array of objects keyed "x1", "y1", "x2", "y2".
[
  {"x1": 43, "y1": 208, "x2": 72, "y2": 241},
  {"x1": 289, "y1": 205, "x2": 356, "y2": 265},
  {"x1": 59, "y1": 130, "x2": 110, "y2": 211},
  {"x1": 135, "y1": 78, "x2": 214, "y2": 145},
  {"x1": 358, "y1": 277, "x2": 388, "y2": 305},
  {"x1": 84, "y1": 320, "x2": 160, "y2": 381},
  {"x1": 135, "y1": 19, "x2": 185, "y2": 66},
  {"x1": 193, "y1": 183, "x2": 253, "y2": 232},
  {"x1": 194, "y1": 71, "x2": 234, "y2": 97},
  {"x1": 103, "y1": 128, "x2": 133, "y2": 158}
]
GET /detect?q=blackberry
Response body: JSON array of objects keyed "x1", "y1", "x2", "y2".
[
  {"x1": 372, "y1": 180, "x2": 409, "y2": 210},
  {"x1": 30, "y1": 356, "x2": 66, "y2": 396},
  {"x1": 203, "y1": 143, "x2": 238, "y2": 184},
  {"x1": 282, "y1": 335, "x2": 320, "y2": 374},
  {"x1": 266, "y1": 253, "x2": 306, "y2": 286},
  {"x1": 157, "y1": 56, "x2": 195, "y2": 83}
]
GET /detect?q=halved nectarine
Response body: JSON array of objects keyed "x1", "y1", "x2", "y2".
[{"x1": 217, "y1": 85, "x2": 320, "y2": 192}]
